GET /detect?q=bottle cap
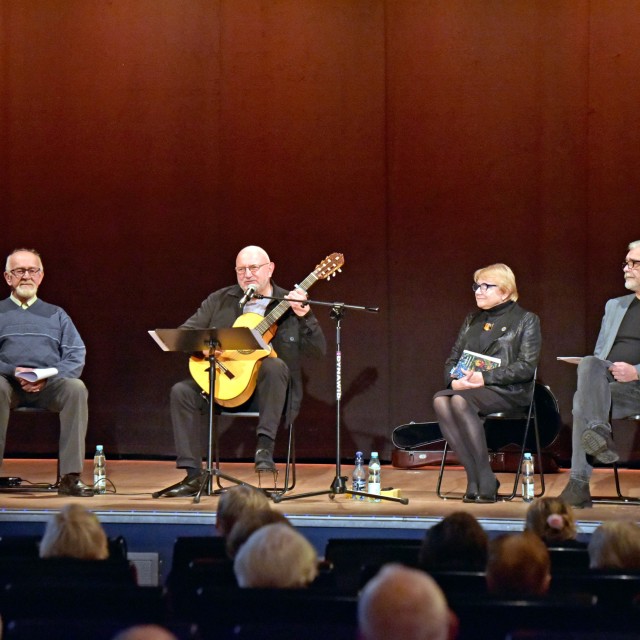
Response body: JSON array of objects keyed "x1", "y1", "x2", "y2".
[
  {"x1": 96, "y1": 445, "x2": 103, "y2": 452},
  {"x1": 371, "y1": 451, "x2": 378, "y2": 457},
  {"x1": 356, "y1": 451, "x2": 363, "y2": 457}
]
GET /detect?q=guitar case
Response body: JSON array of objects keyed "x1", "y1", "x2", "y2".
[{"x1": 391, "y1": 383, "x2": 561, "y2": 473}]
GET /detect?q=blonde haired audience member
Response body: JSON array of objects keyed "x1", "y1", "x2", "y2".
[
  {"x1": 486, "y1": 533, "x2": 551, "y2": 598},
  {"x1": 215, "y1": 484, "x2": 271, "y2": 537},
  {"x1": 39, "y1": 503, "x2": 108, "y2": 560},
  {"x1": 358, "y1": 563, "x2": 458, "y2": 640},
  {"x1": 233, "y1": 523, "x2": 318, "y2": 588},
  {"x1": 525, "y1": 497, "x2": 584, "y2": 547},
  {"x1": 588, "y1": 520, "x2": 640, "y2": 570}
]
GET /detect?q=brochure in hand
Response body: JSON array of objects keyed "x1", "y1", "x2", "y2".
[
  {"x1": 450, "y1": 350, "x2": 501, "y2": 379},
  {"x1": 15, "y1": 367, "x2": 58, "y2": 382}
]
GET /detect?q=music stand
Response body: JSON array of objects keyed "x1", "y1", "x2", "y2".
[{"x1": 149, "y1": 327, "x2": 268, "y2": 503}]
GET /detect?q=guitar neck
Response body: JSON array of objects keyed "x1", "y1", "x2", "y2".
[{"x1": 255, "y1": 272, "x2": 318, "y2": 336}]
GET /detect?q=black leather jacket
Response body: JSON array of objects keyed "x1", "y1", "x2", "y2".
[{"x1": 443, "y1": 303, "x2": 542, "y2": 407}]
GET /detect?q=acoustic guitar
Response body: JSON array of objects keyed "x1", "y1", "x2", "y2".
[{"x1": 189, "y1": 252, "x2": 345, "y2": 407}]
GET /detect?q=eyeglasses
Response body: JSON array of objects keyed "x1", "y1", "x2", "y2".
[
  {"x1": 8, "y1": 268, "x2": 41, "y2": 278},
  {"x1": 234, "y1": 262, "x2": 270, "y2": 275},
  {"x1": 622, "y1": 259, "x2": 640, "y2": 271},
  {"x1": 472, "y1": 283, "x2": 498, "y2": 293}
]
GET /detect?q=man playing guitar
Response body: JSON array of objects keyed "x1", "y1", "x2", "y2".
[{"x1": 162, "y1": 245, "x2": 326, "y2": 498}]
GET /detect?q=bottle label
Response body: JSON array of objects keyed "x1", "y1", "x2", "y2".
[
  {"x1": 522, "y1": 479, "x2": 534, "y2": 501},
  {"x1": 352, "y1": 479, "x2": 366, "y2": 500},
  {"x1": 368, "y1": 482, "x2": 380, "y2": 493}
]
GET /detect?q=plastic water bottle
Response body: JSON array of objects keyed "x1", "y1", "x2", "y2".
[
  {"x1": 93, "y1": 445, "x2": 107, "y2": 494},
  {"x1": 521, "y1": 452, "x2": 534, "y2": 502},
  {"x1": 367, "y1": 452, "x2": 381, "y2": 503},
  {"x1": 351, "y1": 451, "x2": 366, "y2": 500}
]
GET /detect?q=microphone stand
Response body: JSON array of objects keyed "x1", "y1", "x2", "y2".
[{"x1": 260, "y1": 294, "x2": 408, "y2": 505}]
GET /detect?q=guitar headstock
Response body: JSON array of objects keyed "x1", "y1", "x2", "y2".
[{"x1": 314, "y1": 252, "x2": 344, "y2": 281}]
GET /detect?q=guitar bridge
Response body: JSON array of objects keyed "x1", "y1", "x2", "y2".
[{"x1": 214, "y1": 359, "x2": 235, "y2": 379}]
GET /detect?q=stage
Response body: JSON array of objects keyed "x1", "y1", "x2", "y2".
[{"x1": 1, "y1": 459, "x2": 639, "y2": 584}]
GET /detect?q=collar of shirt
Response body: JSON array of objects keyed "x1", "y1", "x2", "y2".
[{"x1": 10, "y1": 293, "x2": 37, "y2": 310}]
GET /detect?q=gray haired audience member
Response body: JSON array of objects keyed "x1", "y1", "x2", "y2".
[
  {"x1": 419, "y1": 511, "x2": 488, "y2": 571},
  {"x1": 39, "y1": 503, "x2": 109, "y2": 560},
  {"x1": 486, "y1": 532, "x2": 551, "y2": 598},
  {"x1": 588, "y1": 520, "x2": 640, "y2": 570},
  {"x1": 358, "y1": 563, "x2": 458, "y2": 640},
  {"x1": 215, "y1": 484, "x2": 271, "y2": 537},
  {"x1": 233, "y1": 522, "x2": 318, "y2": 588}
]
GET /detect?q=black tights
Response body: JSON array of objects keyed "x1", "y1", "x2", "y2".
[{"x1": 433, "y1": 394, "x2": 496, "y2": 495}]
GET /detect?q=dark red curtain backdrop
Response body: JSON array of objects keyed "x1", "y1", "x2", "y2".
[{"x1": 2, "y1": 1, "x2": 640, "y2": 461}]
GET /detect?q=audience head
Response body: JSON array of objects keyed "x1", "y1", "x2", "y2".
[
  {"x1": 588, "y1": 520, "x2": 640, "y2": 571},
  {"x1": 215, "y1": 484, "x2": 271, "y2": 537},
  {"x1": 486, "y1": 533, "x2": 551, "y2": 598},
  {"x1": 39, "y1": 503, "x2": 109, "y2": 560},
  {"x1": 233, "y1": 523, "x2": 318, "y2": 588},
  {"x1": 419, "y1": 511, "x2": 488, "y2": 571},
  {"x1": 525, "y1": 497, "x2": 578, "y2": 545},
  {"x1": 226, "y1": 508, "x2": 290, "y2": 559},
  {"x1": 358, "y1": 563, "x2": 457, "y2": 640},
  {"x1": 111, "y1": 625, "x2": 178, "y2": 640}
]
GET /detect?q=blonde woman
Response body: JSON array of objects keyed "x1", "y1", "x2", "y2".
[{"x1": 433, "y1": 264, "x2": 541, "y2": 503}]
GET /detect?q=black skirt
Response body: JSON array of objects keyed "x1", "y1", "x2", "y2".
[{"x1": 433, "y1": 386, "x2": 520, "y2": 415}]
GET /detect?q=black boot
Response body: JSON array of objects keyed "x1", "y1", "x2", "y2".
[{"x1": 255, "y1": 435, "x2": 276, "y2": 472}]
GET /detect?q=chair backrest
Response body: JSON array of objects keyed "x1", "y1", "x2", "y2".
[{"x1": 324, "y1": 538, "x2": 421, "y2": 593}]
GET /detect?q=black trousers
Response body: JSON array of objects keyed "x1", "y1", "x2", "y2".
[{"x1": 170, "y1": 357, "x2": 290, "y2": 469}]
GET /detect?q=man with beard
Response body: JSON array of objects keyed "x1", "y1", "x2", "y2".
[
  {"x1": 560, "y1": 240, "x2": 640, "y2": 508},
  {"x1": 0, "y1": 248, "x2": 92, "y2": 496}
]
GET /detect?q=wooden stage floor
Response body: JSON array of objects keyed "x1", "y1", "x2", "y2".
[{"x1": 1, "y1": 458, "x2": 639, "y2": 534}]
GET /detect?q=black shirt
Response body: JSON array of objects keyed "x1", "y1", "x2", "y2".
[{"x1": 607, "y1": 297, "x2": 640, "y2": 364}]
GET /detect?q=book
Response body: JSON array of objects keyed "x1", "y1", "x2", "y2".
[
  {"x1": 557, "y1": 356, "x2": 612, "y2": 366},
  {"x1": 556, "y1": 356, "x2": 582, "y2": 365},
  {"x1": 15, "y1": 367, "x2": 58, "y2": 382},
  {"x1": 450, "y1": 350, "x2": 501, "y2": 379}
]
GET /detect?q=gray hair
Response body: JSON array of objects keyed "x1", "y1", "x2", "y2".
[
  {"x1": 5, "y1": 248, "x2": 42, "y2": 272},
  {"x1": 628, "y1": 240, "x2": 640, "y2": 250}
]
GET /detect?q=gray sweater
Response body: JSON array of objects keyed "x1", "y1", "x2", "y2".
[{"x1": 0, "y1": 298, "x2": 86, "y2": 379}]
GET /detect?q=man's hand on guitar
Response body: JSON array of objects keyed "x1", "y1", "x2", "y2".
[{"x1": 285, "y1": 288, "x2": 310, "y2": 317}]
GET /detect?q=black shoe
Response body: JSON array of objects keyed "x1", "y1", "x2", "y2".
[
  {"x1": 255, "y1": 448, "x2": 276, "y2": 472},
  {"x1": 581, "y1": 424, "x2": 619, "y2": 464},
  {"x1": 462, "y1": 492, "x2": 478, "y2": 503},
  {"x1": 476, "y1": 479, "x2": 500, "y2": 503},
  {"x1": 558, "y1": 478, "x2": 592, "y2": 509},
  {"x1": 161, "y1": 473, "x2": 205, "y2": 498},
  {"x1": 58, "y1": 474, "x2": 94, "y2": 497}
]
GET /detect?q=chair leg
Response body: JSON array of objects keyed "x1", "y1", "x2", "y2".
[
  {"x1": 592, "y1": 462, "x2": 640, "y2": 505},
  {"x1": 499, "y1": 403, "x2": 545, "y2": 501},
  {"x1": 267, "y1": 421, "x2": 296, "y2": 498},
  {"x1": 436, "y1": 441, "x2": 463, "y2": 500}
]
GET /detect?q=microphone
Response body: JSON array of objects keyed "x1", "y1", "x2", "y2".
[{"x1": 239, "y1": 284, "x2": 258, "y2": 307}]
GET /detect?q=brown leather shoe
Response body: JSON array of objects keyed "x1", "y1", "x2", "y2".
[{"x1": 58, "y1": 474, "x2": 94, "y2": 497}]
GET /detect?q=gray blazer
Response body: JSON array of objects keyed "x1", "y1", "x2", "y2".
[{"x1": 593, "y1": 294, "x2": 640, "y2": 377}]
